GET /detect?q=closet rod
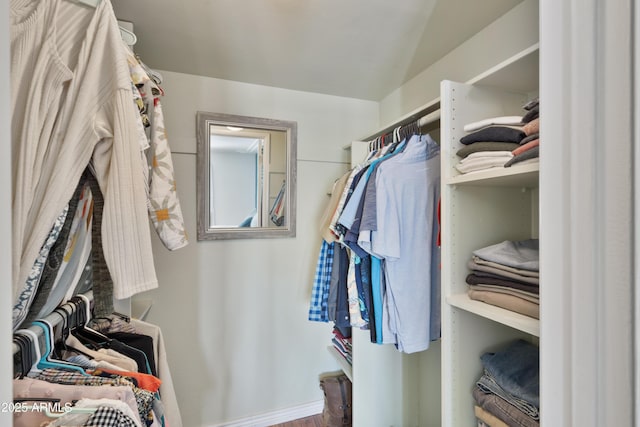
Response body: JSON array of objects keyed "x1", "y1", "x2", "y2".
[
  {"x1": 361, "y1": 103, "x2": 441, "y2": 142},
  {"x1": 12, "y1": 291, "x2": 94, "y2": 356}
]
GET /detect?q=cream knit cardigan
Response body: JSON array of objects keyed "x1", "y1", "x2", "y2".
[{"x1": 10, "y1": 0, "x2": 157, "y2": 302}]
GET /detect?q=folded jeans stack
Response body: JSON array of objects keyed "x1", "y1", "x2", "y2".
[{"x1": 473, "y1": 339, "x2": 540, "y2": 427}]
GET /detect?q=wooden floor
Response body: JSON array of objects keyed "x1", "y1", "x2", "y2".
[{"x1": 270, "y1": 413, "x2": 323, "y2": 427}]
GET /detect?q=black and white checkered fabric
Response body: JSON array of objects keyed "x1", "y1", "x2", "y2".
[{"x1": 83, "y1": 406, "x2": 138, "y2": 427}]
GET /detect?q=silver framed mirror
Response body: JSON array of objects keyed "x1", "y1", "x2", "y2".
[{"x1": 196, "y1": 112, "x2": 297, "y2": 240}]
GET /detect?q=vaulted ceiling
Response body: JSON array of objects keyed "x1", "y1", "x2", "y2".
[{"x1": 111, "y1": 0, "x2": 524, "y2": 101}]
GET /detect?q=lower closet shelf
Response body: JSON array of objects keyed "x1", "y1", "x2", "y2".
[
  {"x1": 327, "y1": 346, "x2": 353, "y2": 382},
  {"x1": 446, "y1": 161, "x2": 539, "y2": 187},
  {"x1": 446, "y1": 293, "x2": 539, "y2": 337}
]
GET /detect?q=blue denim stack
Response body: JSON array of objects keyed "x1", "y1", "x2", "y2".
[{"x1": 473, "y1": 339, "x2": 540, "y2": 427}]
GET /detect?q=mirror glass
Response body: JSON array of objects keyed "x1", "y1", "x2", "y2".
[{"x1": 196, "y1": 112, "x2": 297, "y2": 239}]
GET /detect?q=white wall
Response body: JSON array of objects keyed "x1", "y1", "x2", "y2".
[
  {"x1": 137, "y1": 71, "x2": 378, "y2": 426},
  {"x1": 378, "y1": 0, "x2": 539, "y2": 124}
]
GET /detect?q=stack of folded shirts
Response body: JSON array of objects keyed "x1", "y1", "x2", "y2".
[
  {"x1": 455, "y1": 151, "x2": 514, "y2": 174},
  {"x1": 466, "y1": 239, "x2": 539, "y2": 319},
  {"x1": 455, "y1": 116, "x2": 524, "y2": 174},
  {"x1": 332, "y1": 327, "x2": 353, "y2": 366},
  {"x1": 474, "y1": 339, "x2": 540, "y2": 427},
  {"x1": 506, "y1": 98, "x2": 540, "y2": 167}
]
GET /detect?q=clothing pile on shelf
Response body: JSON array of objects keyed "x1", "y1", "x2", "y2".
[
  {"x1": 331, "y1": 327, "x2": 353, "y2": 366},
  {"x1": 10, "y1": 0, "x2": 188, "y2": 331},
  {"x1": 309, "y1": 132, "x2": 441, "y2": 354},
  {"x1": 455, "y1": 98, "x2": 540, "y2": 174},
  {"x1": 508, "y1": 98, "x2": 540, "y2": 168},
  {"x1": 473, "y1": 339, "x2": 540, "y2": 427},
  {"x1": 13, "y1": 317, "x2": 182, "y2": 427},
  {"x1": 466, "y1": 239, "x2": 539, "y2": 319}
]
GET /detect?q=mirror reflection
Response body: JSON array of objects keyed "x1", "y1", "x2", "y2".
[{"x1": 196, "y1": 112, "x2": 297, "y2": 240}]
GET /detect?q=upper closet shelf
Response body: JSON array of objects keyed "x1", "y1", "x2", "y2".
[
  {"x1": 447, "y1": 293, "x2": 540, "y2": 337},
  {"x1": 466, "y1": 43, "x2": 539, "y2": 94},
  {"x1": 447, "y1": 162, "x2": 539, "y2": 187}
]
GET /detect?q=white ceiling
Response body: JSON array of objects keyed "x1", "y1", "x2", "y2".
[{"x1": 111, "y1": 0, "x2": 523, "y2": 101}]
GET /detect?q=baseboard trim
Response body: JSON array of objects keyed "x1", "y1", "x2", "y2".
[{"x1": 210, "y1": 400, "x2": 324, "y2": 427}]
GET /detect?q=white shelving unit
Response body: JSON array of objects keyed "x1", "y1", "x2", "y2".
[
  {"x1": 440, "y1": 45, "x2": 540, "y2": 427},
  {"x1": 345, "y1": 43, "x2": 540, "y2": 427}
]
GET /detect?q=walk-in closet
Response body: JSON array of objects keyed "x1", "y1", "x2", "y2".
[{"x1": 0, "y1": 0, "x2": 636, "y2": 426}]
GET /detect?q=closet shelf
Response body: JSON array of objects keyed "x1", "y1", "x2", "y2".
[
  {"x1": 466, "y1": 43, "x2": 539, "y2": 94},
  {"x1": 446, "y1": 293, "x2": 540, "y2": 337},
  {"x1": 327, "y1": 346, "x2": 353, "y2": 382},
  {"x1": 446, "y1": 162, "x2": 539, "y2": 187}
]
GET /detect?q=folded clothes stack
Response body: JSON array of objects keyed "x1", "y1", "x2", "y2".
[
  {"x1": 332, "y1": 327, "x2": 353, "y2": 366},
  {"x1": 506, "y1": 97, "x2": 540, "y2": 168},
  {"x1": 455, "y1": 98, "x2": 541, "y2": 174},
  {"x1": 474, "y1": 339, "x2": 540, "y2": 427},
  {"x1": 466, "y1": 239, "x2": 539, "y2": 319}
]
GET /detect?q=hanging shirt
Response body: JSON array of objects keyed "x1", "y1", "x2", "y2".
[
  {"x1": 128, "y1": 52, "x2": 189, "y2": 251},
  {"x1": 10, "y1": 0, "x2": 157, "y2": 301},
  {"x1": 308, "y1": 240, "x2": 335, "y2": 322},
  {"x1": 356, "y1": 141, "x2": 407, "y2": 344},
  {"x1": 370, "y1": 134, "x2": 441, "y2": 353}
]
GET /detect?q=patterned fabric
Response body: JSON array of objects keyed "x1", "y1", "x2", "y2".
[
  {"x1": 83, "y1": 406, "x2": 138, "y2": 427},
  {"x1": 131, "y1": 82, "x2": 151, "y2": 200},
  {"x1": 33, "y1": 369, "x2": 154, "y2": 424},
  {"x1": 12, "y1": 206, "x2": 69, "y2": 331},
  {"x1": 127, "y1": 52, "x2": 188, "y2": 251},
  {"x1": 89, "y1": 315, "x2": 137, "y2": 334},
  {"x1": 34, "y1": 184, "x2": 93, "y2": 318},
  {"x1": 21, "y1": 175, "x2": 86, "y2": 328},
  {"x1": 86, "y1": 172, "x2": 114, "y2": 318},
  {"x1": 148, "y1": 100, "x2": 188, "y2": 250},
  {"x1": 308, "y1": 240, "x2": 335, "y2": 322},
  {"x1": 347, "y1": 252, "x2": 366, "y2": 327}
]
